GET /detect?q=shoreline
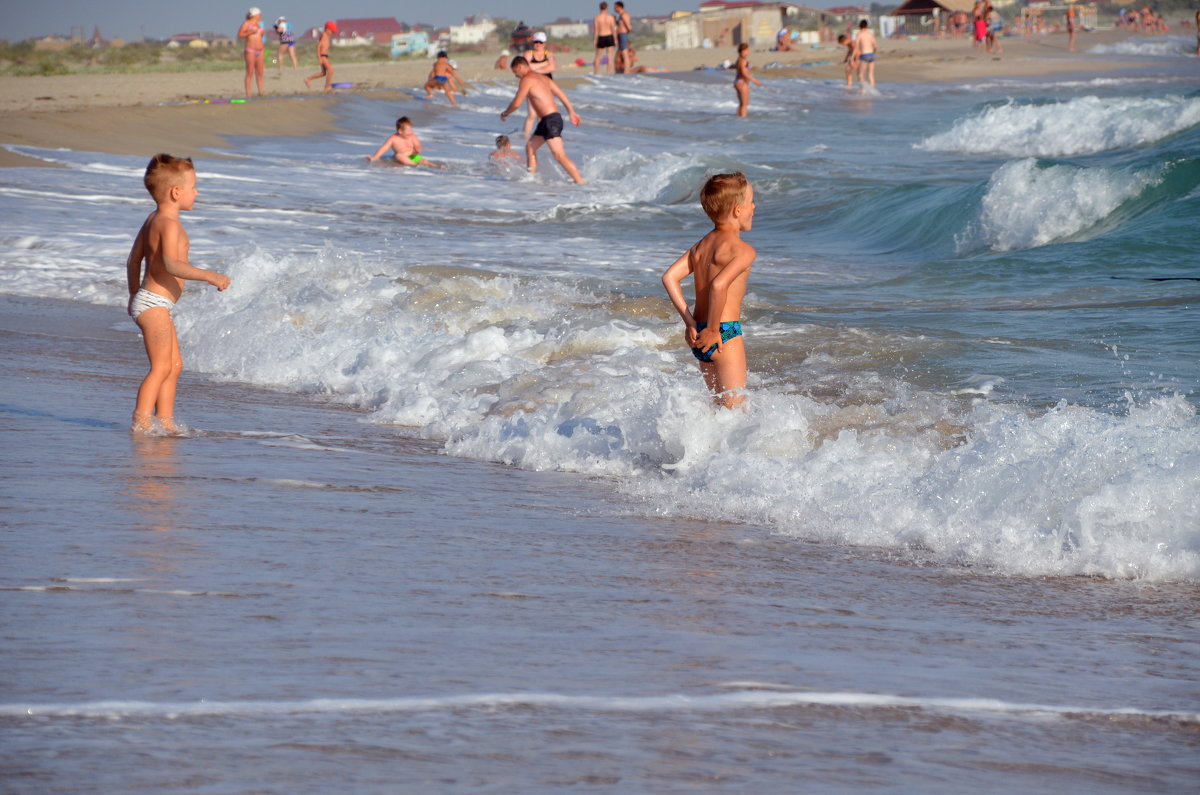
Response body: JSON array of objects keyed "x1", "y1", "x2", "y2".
[{"x1": 0, "y1": 29, "x2": 1177, "y2": 169}]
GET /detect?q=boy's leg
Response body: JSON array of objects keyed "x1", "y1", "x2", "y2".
[
  {"x1": 698, "y1": 336, "x2": 746, "y2": 409},
  {"x1": 545, "y1": 138, "x2": 585, "y2": 184},
  {"x1": 154, "y1": 321, "x2": 184, "y2": 432},
  {"x1": 324, "y1": 63, "x2": 333, "y2": 92},
  {"x1": 446, "y1": 85, "x2": 457, "y2": 106},
  {"x1": 134, "y1": 309, "x2": 183, "y2": 431}
]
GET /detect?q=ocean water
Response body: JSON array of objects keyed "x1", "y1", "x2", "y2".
[{"x1": 2, "y1": 53, "x2": 1198, "y2": 791}]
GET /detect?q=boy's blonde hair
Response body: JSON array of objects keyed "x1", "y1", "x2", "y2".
[
  {"x1": 143, "y1": 153, "x2": 194, "y2": 200},
  {"x1": 700, "y1": 172, "x2": 749, "y2": 222},
  {"x1": 496, "y1": 134, "x2": 510, "y2": 147}
]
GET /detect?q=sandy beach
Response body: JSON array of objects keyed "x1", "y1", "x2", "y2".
[{"x1": 0, "y1": 29, "x2": 1167, "y2": 169}]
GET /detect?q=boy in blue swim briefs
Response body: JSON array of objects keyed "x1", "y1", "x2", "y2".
[
  {"x1": 662, "y1": 172, "x2": 757, "y2": 408},
  {"x1": 424, "y1": 51, "x2": 466, "y2": 106}
]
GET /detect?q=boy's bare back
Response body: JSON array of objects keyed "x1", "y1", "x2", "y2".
[
  {"x1": 687, "y1": 227, "x2": 754, "y2": 329},
  {"x1": 662, "y1": 173, "x2": 756, "y2": 407}
]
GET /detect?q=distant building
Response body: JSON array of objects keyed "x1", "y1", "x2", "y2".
[
  {"x1": 391, "y1": 30, "x2": 431, "y2": 56},
  {"x1": 450, "y1": 14, "x2": 497, "y2": 45},
  {"x1": 666, "y1": 1, "x2": 828, "y2": 49},
  {"x1": 638, "y1": 15, "x2": 672, "y2": 34},
  {"x1": 887, "y1": 0, "x2": 961, "y2": 30},
  {"x1": 544, "y1": 18, "x2": 589, "y2": 38},
  {"x1": 33, "y1": 35, "x2": 73, "y2": 51},
  {"x1": 305, "y1": 18, "x2": 404, "y2": 46},
  {"x1": 166, "y1": 33, "x2": 207, "y2": 47}
]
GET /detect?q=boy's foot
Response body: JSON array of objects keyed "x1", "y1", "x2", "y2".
[
  {"x1": 304, "y1": 76, "x2": 313, "y2": 88},
  {"x1": 131, "y1": 411, "x2": 153, "y2": 434}
]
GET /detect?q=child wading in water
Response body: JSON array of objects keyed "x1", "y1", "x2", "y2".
[
  {"x1": 733, "y1": 43, "x2": 762, "y2": 117},
  {"x1": 366, "y1": 116, "x2": 446, "y2": 168},
  {"x1": 424, "y1": 51, "x2": 466, "y2": 105},
  {"x1": 662, "y1": 172, "x2": 757, "y2": 408},
  {"x1": 126, "y1": 154, "x2": 231, "y2": 434}
]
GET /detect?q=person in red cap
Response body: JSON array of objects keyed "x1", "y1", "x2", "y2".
[{"x1": 305, "y1": 21, "x2": 338, "y2": 92}]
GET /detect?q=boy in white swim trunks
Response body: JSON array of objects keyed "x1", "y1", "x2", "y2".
[{"x1": 125, "y1": 154, "x2": 231, "y2": 433}]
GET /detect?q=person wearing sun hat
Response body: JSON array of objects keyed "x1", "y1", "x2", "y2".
[
  {"x1": 522, "y1": 32, "x2": 556, "y2": 139},
  {"x1": 274, "y1": 15, "x2": 298, "y2": 72},
  {"x1": 237, "y1": 7, "x2": 267, "y2": 97},
  {"x1": 305, "y1": 21, "x2": 338, "y2": 92}
]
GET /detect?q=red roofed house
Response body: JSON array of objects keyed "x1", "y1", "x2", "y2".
[{"x1": 303, "y1": 17, "x2": 405, "y2": 45}]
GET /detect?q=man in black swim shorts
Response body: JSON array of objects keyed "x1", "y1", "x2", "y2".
[
  {"x1": 593, "y1": 1, "x2": 618, "y2": 74},
  {"x1": 533, "y1": 112, "x2": 564, "y2": 140},
  {"x1": 501, "y1": 56, "x2": 585, "y2": 183}
]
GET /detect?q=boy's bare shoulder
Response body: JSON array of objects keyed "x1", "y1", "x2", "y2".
[{"x1": 712, "y1": 230, "x2": 755, "y2": 264}]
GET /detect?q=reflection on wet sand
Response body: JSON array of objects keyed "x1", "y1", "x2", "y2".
[{"x1": 125, "y1": 435, "x2": 181, "y2": 534}]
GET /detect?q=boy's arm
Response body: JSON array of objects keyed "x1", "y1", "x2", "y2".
[
  {"x1": 500, "y1": 80, "x2": 531, "y2": 120},
  {"x1": 126, "y1": 220, "x2": 148, "y2": 297},
  {"x1": 694, "y1": 243, "x2": 755, "y2": 352},
  {"x1": 367, "y1": 137, "x2": 394, "y2": 162},
  {"x1": 549, "y1": 81, "x2": 582, "y2": 126},
  {"x1": 661, "y1": 249, "x2": 700, "y2": 347},
  {"x1": 160, "y1": 220, "x2": 231, "y2": 290},
  {"x1": 126, "y1": 219, "x2": 149, "y2": 314}
]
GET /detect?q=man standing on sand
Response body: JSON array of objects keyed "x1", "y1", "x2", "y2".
[
  {"x1": 593, "y1": 2, "x2": 618, "y2": 74},
  {"x1": 500, "y1": 56, "x2": 586, "y2": 184},
  {"x1": 615, "y1": 1, "x2": 633, "y2": 72}
]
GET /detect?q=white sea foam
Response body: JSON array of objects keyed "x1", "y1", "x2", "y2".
[
  {"x1": 974, "y1": 158, "x2": 1160, "y2": 250},
  {"x1": 3, "y1": 690, "x2": 1195, "y2": 723},
  {"x1": 917, "y1": 95, "x2": 1200, "y2": 157},
  {"x1": 171, "y1": 248, "x2": 1200, "y2": 583},
  {"x1": 1089, "y1": 36, "x2": 1196, "y2": 57}
]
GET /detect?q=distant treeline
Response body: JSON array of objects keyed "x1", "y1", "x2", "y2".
[{"x1": 0, "y1": 39, "x2": 394, "y2": 77}]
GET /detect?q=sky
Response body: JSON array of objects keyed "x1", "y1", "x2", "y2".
[{"x1": 1, "y1": 0, "x2": 846, "y2": 42}]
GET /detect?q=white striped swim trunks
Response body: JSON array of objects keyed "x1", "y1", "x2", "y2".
[{"x1": 129, "y1": 288, "x2": 175, "y2": 321}]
